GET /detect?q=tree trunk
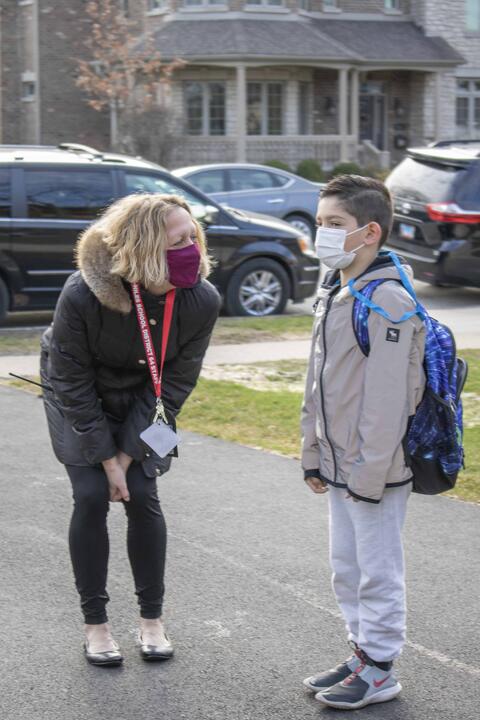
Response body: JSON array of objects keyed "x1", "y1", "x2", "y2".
[{"x1": 109, "y1": 99, "x2": 118, "y2": 150}]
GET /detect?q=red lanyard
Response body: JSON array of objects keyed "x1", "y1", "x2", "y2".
[{"x1": 131, "y1": 283, "x2": 176, "y2": 419}]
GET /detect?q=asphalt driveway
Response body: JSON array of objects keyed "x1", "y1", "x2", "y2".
[{"x1": 0, "y1": 386, "x2": 479, "y2": 720}]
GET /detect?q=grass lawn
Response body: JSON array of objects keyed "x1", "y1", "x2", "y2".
[
  {"x1": 3, "y1": 350, "x2": 479, "y2": 503},
  {"x1": 0, "y1": 329, "x2": 44, "y2": 355},
  {"x1": 180, "y1": 350, "x2": 480, "y2": 504}
]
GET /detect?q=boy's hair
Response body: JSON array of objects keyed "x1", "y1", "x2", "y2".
[{"x1": 321, "y1": 175, "x2": 393, "y2": 247}]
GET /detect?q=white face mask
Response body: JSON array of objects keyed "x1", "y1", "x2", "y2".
[{"x1": 315, "y1": 224, "x2": 369, "y2": 270}]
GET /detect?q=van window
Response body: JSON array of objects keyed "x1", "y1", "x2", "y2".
[
  {"x1": 386, "y1": 157, "x2": 467, "y2": 204},
  {"x1": 0, "y1": 169, "x2": 11, "y2": 217},
  {"x1": 124, "y1": 172, "x2": 207, "y2": 214},
  {"x1": 25, "y1": 169, "x2": 114, "y2": 220},
  {"x1": 453, "y1": 159, "x2": 480, "y2": 210}
]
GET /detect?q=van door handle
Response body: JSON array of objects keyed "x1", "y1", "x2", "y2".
[{"x1": 267, "y1": 198, "x2": 284, "y2": 204}]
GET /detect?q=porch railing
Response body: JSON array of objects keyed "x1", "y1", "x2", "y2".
[
  {"x1": 246, "y1": 136, "x2": 358, "y2": 169},
  {"x1": 170, "y1": 135, "x2": 358, "y2": 169}
]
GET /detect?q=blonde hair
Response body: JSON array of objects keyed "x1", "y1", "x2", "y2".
[{"x1": 77, "y1": 193, "x2": 212, "y2": 286}]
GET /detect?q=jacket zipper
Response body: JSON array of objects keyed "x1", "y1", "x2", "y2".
[{"x1": 319, "y1": 292, "x2": 338, "y2": 483}]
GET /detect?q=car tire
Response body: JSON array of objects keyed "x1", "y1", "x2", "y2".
[
  {"x1": 0, "y1": 276, "x2": 9, "y2": 324},
  {"x1": 285, "y1": 214, "x2": 315, "y2": 242},
  {"x1": 224, "y1": 258, "x2": 290, "y2": 317}
]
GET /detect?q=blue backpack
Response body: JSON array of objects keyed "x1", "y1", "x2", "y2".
[{"x1": 349, "y1": 252, "x2": 468, "y2": 495}]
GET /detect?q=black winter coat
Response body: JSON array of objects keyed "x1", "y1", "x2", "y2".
[{"x1": 40, "y1": 230, "x2": 220, "y2": 477}]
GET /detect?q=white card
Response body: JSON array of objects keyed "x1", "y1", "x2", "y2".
[{"x1": 140, "y1": 422, "x2": 180, "y2": 458}]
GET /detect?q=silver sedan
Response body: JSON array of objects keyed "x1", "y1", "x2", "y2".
[{"x1": 173, "y1": 163, "x2": 323, "y2": 241}]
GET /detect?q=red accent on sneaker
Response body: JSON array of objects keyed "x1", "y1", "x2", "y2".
[
  {"x1": 373, "y1": 675, "x2": 391, "y2": 689},
  {"x1": 342, "y1": 663, "x2": 366, "y2": 686}
]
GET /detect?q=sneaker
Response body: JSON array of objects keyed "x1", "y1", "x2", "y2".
[
  {"x1": 303, "y1": 653, "x2": 361, "y2": 692},
  {"x1": 315, "y1": 656, "x2": 401, "y2": 710}
]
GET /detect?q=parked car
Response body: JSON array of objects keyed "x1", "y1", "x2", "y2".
[
  {"x1": 0, "y1": 144, "x2": 319, "y2": 321},
  {"x1": 172, "y1": 163, "x2": 323, "y2": 241},
  {"x1": 385, "y1": 140, "x2": 480, "y2": 288}
]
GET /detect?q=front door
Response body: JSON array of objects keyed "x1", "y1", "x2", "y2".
[{"x1": 360, "y1": 83, "x2": 387, "y2": 150}]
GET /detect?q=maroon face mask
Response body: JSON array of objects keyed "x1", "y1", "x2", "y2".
[{"x1": 166, "y1": 242, "x2": 201, "y2": 288}]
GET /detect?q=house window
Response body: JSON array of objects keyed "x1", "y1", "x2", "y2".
[
  {"x1": 466, "y1": 0, "x2": 480, "y2": 31},
  {"x1": 456, "y1": 78, "x2": 480, "y2": 137},
  {"x1": 384, "y1": 0, "x2": 400, "y2": 10},
  {"x1": 247, "y1": 82, "x2": 284, "y2": 135},
  {"x1": 21, "y1": 72, "x2": 36, "y2": 101},
  {"x1": 147, "y1": 0, "x2": 166, "y2": 10},
  {"x1": 184, "y1": 82, "x2": 226, "y2": 135},
  {"x1": 22, "y1": 81, "x2": 36, "y2": 101},
  {"x1": 323, "y1": 0, "x2": 337, "y2": 9},
  {"x1": 245, "y1": 0, "x2": 284, "y2": 6},
  {"x1": 183, "y1": 0, "x2": 225, "y2": 5}
]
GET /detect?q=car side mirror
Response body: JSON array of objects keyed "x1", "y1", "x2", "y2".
[{"x1": 191, "y1": 203, "x2": 219, "y2": 226}]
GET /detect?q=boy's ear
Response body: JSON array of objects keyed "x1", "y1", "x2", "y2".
[{"x1": 364, "y1": 221, "x2": 382, "y2": 246}]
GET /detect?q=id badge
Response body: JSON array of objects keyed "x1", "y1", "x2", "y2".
[{"x1": 140, "y1": 421, "x2": 180, "y2": 458}]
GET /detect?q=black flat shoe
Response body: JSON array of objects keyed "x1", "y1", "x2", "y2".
[
  {"x1": 83, "y1": 640, "x2": 124, "y2": 666},
  {"x1": 138, "y1": 626, "x2": 174, "y2": 661}
]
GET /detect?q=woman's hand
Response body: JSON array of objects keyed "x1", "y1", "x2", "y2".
[
  {"x1": 305, "y1": 476, "x2": 329, "y2": 494},
  {"x1": 116, "y1": 450, "x2": 133, "y2": 475},
  {"x1": 102, "y1": 457, "x2": 130, "y2": 502}
]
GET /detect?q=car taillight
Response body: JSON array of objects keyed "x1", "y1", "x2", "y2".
[{"x1": 426, "y1": 202, "x2": 480, "y2": 224}]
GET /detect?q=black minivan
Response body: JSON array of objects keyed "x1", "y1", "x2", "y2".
[
  {"x1": 0, "y1": 144, "x2": 319, "y2": 322},
  {"x1": 385, "y1": 141, "x2": 480, "y2": 288}
]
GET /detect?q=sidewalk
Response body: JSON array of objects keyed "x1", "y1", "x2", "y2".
[{"x1": 0, "y1": 339, "x2": 313, "y2": 379}]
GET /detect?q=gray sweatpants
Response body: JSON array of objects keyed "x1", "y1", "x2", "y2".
[{"x1": 328, "y1": 483, "x2": 411, "y2": 663}]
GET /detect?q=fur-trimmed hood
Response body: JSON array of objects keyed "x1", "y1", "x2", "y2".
[{"x1": 76, "y1": 229, "x2": 132, "y2": 315}]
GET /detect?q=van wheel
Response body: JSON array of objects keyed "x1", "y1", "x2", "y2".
[
  {"x1": 0, "y1": 277, "x2": 9, "y2": 324},
  {"x1": 224, "y1": 258, "x2": 290, "y2": 317}
]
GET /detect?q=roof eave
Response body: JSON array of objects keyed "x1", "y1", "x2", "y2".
[{"x1": 162, "y1": 55, "x2": 465, "y2": 70}]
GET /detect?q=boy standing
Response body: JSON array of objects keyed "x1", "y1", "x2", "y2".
[{"x1": 301, "y1": 175, "x2": 425, "y2": 710}]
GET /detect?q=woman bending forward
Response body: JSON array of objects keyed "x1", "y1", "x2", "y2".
[{"x1": 41, "y1": 193, "x2": 220, "y2": 666}]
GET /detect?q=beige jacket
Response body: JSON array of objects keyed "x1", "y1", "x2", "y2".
[{"x1": 301, "y1": 257, "x2": 426, "y2": 503}]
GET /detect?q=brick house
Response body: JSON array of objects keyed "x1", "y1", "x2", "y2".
[{"x1": 1, "y1": 1, "x2": 479, "y2": 170}]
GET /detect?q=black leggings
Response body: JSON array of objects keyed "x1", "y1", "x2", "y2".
[{"x1": 66, "y1": 463, "x2": 167, "y2": 625}]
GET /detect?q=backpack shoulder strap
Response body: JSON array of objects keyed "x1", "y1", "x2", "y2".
[{"x1": 352, "y1": 278, "x2": 403, "y2": 357}]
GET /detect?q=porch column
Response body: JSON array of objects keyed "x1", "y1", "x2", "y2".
[
  {"x1": 236, "y1": 63, "x2": 247, "y2": 162},
  {"x1": 338, "y1": 67, "x2": 349, "y2": 162},
  {"x1": 434, "y1": 71, "x2": 443, "y2": 142},
  {"x1": 33, "y1": 0, "x2": 41, "y2": 143},
  {"x1": 350, "y1": 68, "x2": 360, "y2": 159}
]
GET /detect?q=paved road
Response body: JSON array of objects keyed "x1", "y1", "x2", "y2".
[{"x1": 0, "y1": 386, "x2": 479, "y2": 720}]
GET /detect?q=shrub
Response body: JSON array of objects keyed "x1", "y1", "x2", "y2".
[
  {"x1": 296, "y1": 159, "x2": 325, "y2": 182},
  {"x1": 329, "y1": 162, "x2": 365, "y2": 178},
  {"x1": 263, "y1": 159, "x2": 292, "y2": 172},
  {"x1": 364, "y1": 166, "x2": 391, "y2": 182}
]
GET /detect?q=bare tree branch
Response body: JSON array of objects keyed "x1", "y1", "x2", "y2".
[{"x1": 74, "y1": 0, "x2": 185, "y2": 148}]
